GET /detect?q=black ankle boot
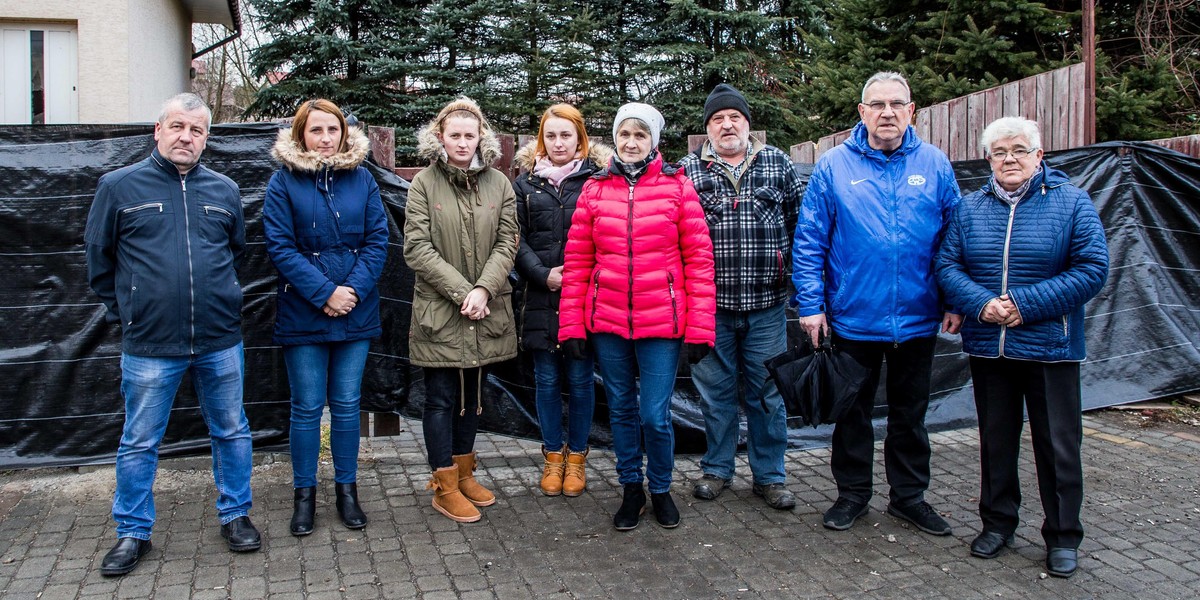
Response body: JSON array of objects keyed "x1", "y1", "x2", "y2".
[
  {"x1": 651, "y1": 492, "x2": 680, "y2": 528},
  {"x1": 335, "y1": 482, "x2": 367, "y2": 529},
  {"x1": 290, "y1": 486, "x2": 316, "y2": 537},
  {"x1": 613, "y1": 483, "x2": 646, "y2": 531}
]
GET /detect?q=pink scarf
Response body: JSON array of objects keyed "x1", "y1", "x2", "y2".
[{"x1": 533, "y1": 156, "x2": 583, "y2": 189}]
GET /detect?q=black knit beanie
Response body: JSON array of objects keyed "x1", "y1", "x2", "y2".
[{"x1": 703, "y1": 84, "x2": 751, "y2": 126}]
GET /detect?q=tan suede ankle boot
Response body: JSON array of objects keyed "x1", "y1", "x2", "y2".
[
  {"x1": 427, "y1": 465, "x2": 480, "y2": 523},
  {"x1": 540, "y1": 446, "x2": 566, "y2": 496},
  {"x1": 452, "y1": 452, "x2": 496, "y2": 507},
  {"x1": 562, "y1": 448, "x2": 588, "y2": 497}
]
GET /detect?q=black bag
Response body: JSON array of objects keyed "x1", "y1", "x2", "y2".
[{"x1": 764, "y1": 331, "x2": 871, "y2": 427}]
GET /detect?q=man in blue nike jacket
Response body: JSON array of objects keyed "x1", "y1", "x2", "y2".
[{"x1": 792, "y1": 72, "x2": 963, "y2": 535}]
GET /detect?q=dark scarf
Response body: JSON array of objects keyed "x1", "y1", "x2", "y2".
[{"x1": 611, "y1": 149, "x2": 658, "y2": 184}]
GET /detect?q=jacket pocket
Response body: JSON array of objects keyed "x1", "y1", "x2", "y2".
[
  {"x1": 667, "y1": 272, "x2": 679, "y2": 335},
  {"x1": 275, "y1": 281, "x2": 324, "y2": 337},
  {"x1": 414, "y1": 290, "x2": 455, "y2": 341},
  {"x1": 126, "y1": 273, "x2": 140, "y2": 327},
  {"x1": 199, "y1": 204, "x2": 235, "y2": 243},
  {"x1": 479, "y1": 295, "x2": 514, "y2": 339},
  {"x1": 588, "y1": 271, "x2": 602, "y2": 329}
]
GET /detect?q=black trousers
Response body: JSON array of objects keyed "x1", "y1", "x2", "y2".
[
  {"x1": 830, "y1": 335, "x2": 936, "y2": 507},
  {"x1": 970, "y1": 357, "x2": 1084, "y2": 549},
  {"x1": 422, "y1": 367, "x2": 484, "y2": 470}
]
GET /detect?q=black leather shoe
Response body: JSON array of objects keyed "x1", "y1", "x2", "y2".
[
  {"x1": 692, "y1": 474, "x2": 730, "y2": 500},
  {"x1": 290, "y1": 486, "x2": 316, "y2": 537},
  {"x1": 99, "y1": 537, "x2": 151, "y2": 576},
  {"x1": 651, "y1": 492, "x2": 680, "y2": 528},
  {"x1": 335, "y1": 482, "x2": 367, "y2": 530},
  {"x1": 823, "y1": 498, "x2": 869, "y2": 531},
  {"x1": 613, "y1": 483, "x2": 646, "y2": 531},
  {"x1": 220, "y1": 516, "x2": 261, "y2": 552},
  {"x1": 1047, "y1": 547, "x2": 1078, "y2": 578},
  {"x1": 970, "y1": 530, "x2": 1014, "y2": 559},
  {"x1": 886, "y1": 501, "x2": 953, "y2": 536}
]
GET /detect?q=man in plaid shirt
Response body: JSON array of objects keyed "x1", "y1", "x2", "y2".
[{"x1": 680, "y1": 84, "x2": 803, "y2": 510}]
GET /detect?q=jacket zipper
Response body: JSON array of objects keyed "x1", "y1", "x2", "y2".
[
  {"x1": 181, "y1": 173, "x2": 196, "y2": 354},
  {"x1": 122, "y1": 202, "x2": 163, "y2": 214},
  {"x1": 626, "y1": 181, "x2": 635, "y2": 337},
  {"x1": 1062, "y1": 315, "x2": 1069, "y2": 337},
  {"x1": 203, "y1": 205, "x2": 233, "y2": 217},
  {"x1": 667, "y1": 273, "x2": 679, "y2": 335},
  {"x1": 998, "y1": 199, "x2": 1019, "y2": 356}
]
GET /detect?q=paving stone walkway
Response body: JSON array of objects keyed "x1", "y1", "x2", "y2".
[{"x1": 1, "y1": 413, "x2": 1197, "y2": 599}]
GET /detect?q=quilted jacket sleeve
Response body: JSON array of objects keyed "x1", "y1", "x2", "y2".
[
  {"x1": 1006, "y1": 188, "x2": 1109, "y2": 323},
  {"x1": 677, "y1": 176, "x2": 716, "y2": 346},
  {"x1": 558, "y1": 182, "x2": 597, "y2": 342},
  {"x1": 935, "y1": 199, "x2": 999, "y2": 321}
]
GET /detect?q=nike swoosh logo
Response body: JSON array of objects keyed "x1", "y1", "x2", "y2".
[{"x1": 850, "y1": 178, "x2": 868, "y2": 185}]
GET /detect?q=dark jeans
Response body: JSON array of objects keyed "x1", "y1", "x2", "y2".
[
  {"x1": 830, "y1": 334, "x2": 935, "y2": 507},
  {"x1": 970, "y1": 357, "x2": 1084, "y2": 549},
  {"x1": 422, "y1": 367, "x2": 485, "y2": 470}
]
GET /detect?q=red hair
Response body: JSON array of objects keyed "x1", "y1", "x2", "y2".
[{"x1": 535, "y1": 104, "x2": 589, "y2": 161}]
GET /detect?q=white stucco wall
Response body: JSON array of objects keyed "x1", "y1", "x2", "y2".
[{"x1": 0, "y1": 0, "x2": 193, "y2": 123}]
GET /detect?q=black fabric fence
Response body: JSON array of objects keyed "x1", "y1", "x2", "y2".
[{"x1": 2, "y1": 125, "x2": 1197, "y2": 468}]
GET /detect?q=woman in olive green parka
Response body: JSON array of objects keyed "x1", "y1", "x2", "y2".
[{"x1": 404, "y1": 96, "x2": 518, "y2": 523}]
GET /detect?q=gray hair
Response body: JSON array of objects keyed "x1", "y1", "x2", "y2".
[
  {"x1": 980, "y1": 117, "x2": 1042, "y2": 153},
  {"x1": 861, "y1": 72, "x2": 911, "y2": 103},
  {"x1": 617, "y1": 118, "x2": 651, "y2": 134},
  {"x1": 158, "y1": 93, "x2": 212, "y2": 129}
]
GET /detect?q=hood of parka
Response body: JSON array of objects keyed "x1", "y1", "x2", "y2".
[
  {"x1": 415, "y1": 96, "x2": 502, "y2": 168},
  {"x1": 272, "y1": 125, "x2": 371, "y2": 172},
  {"x1": 513, "y1": 140, "x2": 614, "y2": 172}
]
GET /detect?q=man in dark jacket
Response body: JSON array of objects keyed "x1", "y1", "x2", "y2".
[
  {"x1": 681, "y1": 84, "x2": 802, "y2": 510},
  {"x1": 85, "y1": 93, "x2": 259, "y2": 576},
  {"x1": 792, "y1": 72, "x2": 963, "y2": 534}
]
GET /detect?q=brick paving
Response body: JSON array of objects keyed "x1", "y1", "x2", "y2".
[{"x1": 1, "y1": 413, "x2": 1197, "y2": 599}]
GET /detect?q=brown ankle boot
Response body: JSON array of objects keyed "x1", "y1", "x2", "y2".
[
  {"x1": 540, "y1": 446, "x2": 566, "y2": 496},
  {"x1": 452, "y1": 452, "x2": 496, "y2": 507},
  {"x1": 562, "y1": 448, "x2": 588, "y2": 497},
  {"x1": 427, "y1": 465, "x2": 480, "y2": 523}
]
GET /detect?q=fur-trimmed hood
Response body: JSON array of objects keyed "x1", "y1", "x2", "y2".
[
  {"x1": 415, "y1": 96, "x2": 502, "y2": 168},
  {"x1": 272, "y1": 125, "x2": 370, "y2": 172},
  {"x1": 513, "y1": 140, "x2": 613, "y2": 172}
]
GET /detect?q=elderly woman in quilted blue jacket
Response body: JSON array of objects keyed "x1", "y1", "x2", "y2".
[{"x1": 936, "y1": 117, "x2": 1109, "y2": 579}]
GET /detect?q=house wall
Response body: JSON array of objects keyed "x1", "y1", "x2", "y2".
[{"x1": 0, "y1": 0, "x2": 193, "y2": 123}]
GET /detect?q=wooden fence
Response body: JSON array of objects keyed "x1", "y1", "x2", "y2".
[
  {"x1": 1149, "y1": 134, "x2": 1200, "y2": 158},
  {"x1": 792, "y1": 63, "x2": 1089, "y2": 163}
]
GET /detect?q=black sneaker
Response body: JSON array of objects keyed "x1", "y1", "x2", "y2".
[
  {"x1": 886, "y1": 501, "x2": 952, "y2": 536},
  {"x1": 692, "y1": 474, "x2": 730, "y2": 500},
  {"x1": 823, "y1": 498, "x2": 869, "y2": 530},
  {"x1": 752, "y1": 483, "x2": 797, "y2": 510}
]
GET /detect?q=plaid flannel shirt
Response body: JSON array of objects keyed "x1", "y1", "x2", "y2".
[{"x1": 680, "y1": 139, "x2": 803, "y2": 311}]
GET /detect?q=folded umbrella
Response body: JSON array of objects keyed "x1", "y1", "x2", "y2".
[{"x1": 764, "y1": 330, "x2": 871, "y2": 428}]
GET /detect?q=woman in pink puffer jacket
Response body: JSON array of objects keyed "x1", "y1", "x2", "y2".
[{"x1": 558, "y1": 102, "x2": 715, "y2": 532}]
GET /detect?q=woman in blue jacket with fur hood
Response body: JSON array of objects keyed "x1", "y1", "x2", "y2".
[
  {"x1": 263, "y1": 99, "x2": 389, "y2": 537},
  {"x1": 937, "y1": 117, "x2": 1108, "y2": 579}
]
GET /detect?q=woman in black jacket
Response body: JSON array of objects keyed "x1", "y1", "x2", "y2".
[{"x1": 513, "y1": 104, "x2": 610, "y2": 497}]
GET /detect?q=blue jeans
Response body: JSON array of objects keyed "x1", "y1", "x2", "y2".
[
  {"x1": 284, "y1": 340, "x2": 369, "y2": 488},
  {"x1": 691, "y1": 305, "x2": 789, "y2": 484},
  {"x1": 532, "y1": 349, "x2": 596, "y2": 453},
  {"x1": 114, "y1": 343, "x2": 252, "y2": 540},
  {"x1": 591, "y1": 334, "x2": 681, "y2": 494}
]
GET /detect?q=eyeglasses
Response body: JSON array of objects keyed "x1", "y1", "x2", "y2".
[
  {"x1": 864, "y1": 101, "x2": 911, "y2": 112},
  {"x1": 988, "y1": 148, "x2": 1036, "y2": 161}
]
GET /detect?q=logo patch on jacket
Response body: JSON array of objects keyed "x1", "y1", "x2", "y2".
[{"x1": 907, "y1": 175, "x2": 926, "y2": 186}]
